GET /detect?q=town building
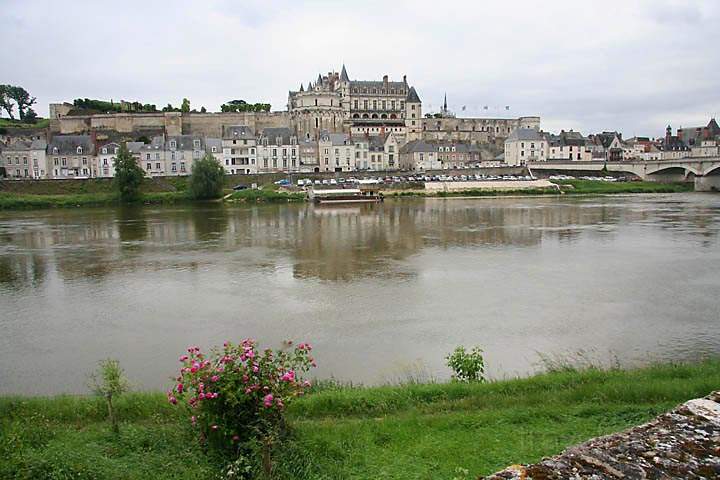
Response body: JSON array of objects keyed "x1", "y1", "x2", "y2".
[
  {"x1": 318, "y1": 132, "x2": 355, "y2": 172},
  {"x1": 504, "y1": 128, "x2": 548, "y2": 166},
  {"x1": 97, "y1": 142, "x2": 121, "y2": 178},
  {"x1": 1, "y1": 138, "x2": 48, "y2": 178},
  {"x1": 400, "y1": 140, "x2": 482, "y2": 171},
  {"x1": 547, "y1": 130, "x2": 591, "y2": 161},
  {"x1": 222, "y1": 126, "x2": 257, "y2": 174},
  {"x1": 256, "y1": 127, "x2": 299, "y2": 173},
  {"x1": 47, "y1": 135, "x2": 95, "y2": 178}
]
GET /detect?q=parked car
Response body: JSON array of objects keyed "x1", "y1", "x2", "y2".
[
  {"x1": 274, "y1": 179, "x2": 290, "y2": 186},
  {"x1": 232, "y1": 184, "x2": 249, "y2": 191}
]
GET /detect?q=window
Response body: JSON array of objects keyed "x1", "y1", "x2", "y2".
[
  {"x1": 82, "y1": 157, "x2": 87, "y2": 165},
  {"x1": 211, "y1": 146, "x2": 217, "y2": 153},
  {"x1": 180, "y1": 162, "x2": 186, "y2": 172},
  {"x1": 171, "y1": 163, "x2": 177, "y2": 172},
  {"x1": 156, "y1": 162, "x2": 160, "y2": 170},
  {"x1": 193, "y1": 140, "x2": 200, "y2": 149},
  {"x1": 61, "y1": 158, "x2": 67, "y2": 166},
  {"x1": 77, "y1": 146, "x2": 83, "y2": 154},
  {"x1": 102, "y1": 148, "x2": 108, "y2": 154},
  {"x1": 147, "y1": 163, "x2": 152, "y2": 170},
  {"x1": 170, "y1": 140, "x2": 176, "y2": 149}
]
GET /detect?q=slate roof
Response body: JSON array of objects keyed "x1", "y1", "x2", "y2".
[
  {"x1": 406, "y1": 86, "x2": 421, "y2": 103},
  {"x1": 506, "y1": 128, "x2": 545, "y2": 142},
  {"x1": 223, "y1": 125, "x2": 255, "y2": 140},
  {"x1": 258, "y1": 127, "x2": 294, "y2": 145},
  {"x1": 400, "y1": 140, "x2": 480, "y2": 154},
  {"x1": 205, "y1": 138, "x2": 222, "y2": 152},
  {"x1": 48, "y1": 135, "x2": 94, "y2": 155},
  {"x1": 126, "y1": 141, "x2": 145, "y2": 154},
  {"x1": 3, "y1": 138, "x2": 47, "y2": 151},
  {"x1": 320, "y1": 132, "x2": 352, "y2": 146},
  {"x1": 340, "y1": 64, "x2": 349, "y2": 82}
]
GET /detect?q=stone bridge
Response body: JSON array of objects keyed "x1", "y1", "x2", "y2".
[{"x1": 527, "y1": 158, "x2": 720, "y2": 191}]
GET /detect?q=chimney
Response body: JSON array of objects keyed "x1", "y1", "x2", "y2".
[
  {"x1": 403, "y1": 75, "x2": 407, "y2": 84},
  {"x1": 90, "y1": 129, "x2": 97, "y2": 152},
  {"x1": 383, "y1": 75, "x2": 389, "y2": 87}
]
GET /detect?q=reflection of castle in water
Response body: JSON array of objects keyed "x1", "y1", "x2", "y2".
[{"x1": 0, "y1": 197, "x2": 717, "y2": 287}]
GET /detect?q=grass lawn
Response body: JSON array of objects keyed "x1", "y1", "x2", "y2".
[
  {"x1": 1, "y1": 359, "x2": 718, "y2": 479},
  {"x1": 0, "y1": 118, "x2": 50, "y2": 129},
  {"x1": 226, "y1": 187, "x2": 306, "y2": 203},
  {"x1": 552, "y1": 179, "x2": 694, "y2": 194},
  {"x1": 0, "y1": 191, "x2": 193, "y2": 210}
]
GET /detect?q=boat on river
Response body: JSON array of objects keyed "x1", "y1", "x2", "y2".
[{"x1": 308, "y1": 187, "x2": 382, "y2": 204}]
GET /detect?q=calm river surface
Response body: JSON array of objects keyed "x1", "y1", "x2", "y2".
[{"x1": 1, "y1": 194, "x2": 719, "y2": 395}]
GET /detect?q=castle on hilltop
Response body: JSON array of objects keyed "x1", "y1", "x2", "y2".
[{"x1": 288, "y1": 65, "x2": 423, "y2": 141}]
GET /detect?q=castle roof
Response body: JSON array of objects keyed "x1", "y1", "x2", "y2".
[
  {"x1": 340, "y1": 64, "x2": 349, "y2": 82},
  {"x1": 406, "y1": 86, "x2": 421, "y2": 103}
]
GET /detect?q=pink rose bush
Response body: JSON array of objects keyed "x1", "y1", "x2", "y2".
[{"x1": 169, "y1": 339, "x2": 315, "y2": 451}]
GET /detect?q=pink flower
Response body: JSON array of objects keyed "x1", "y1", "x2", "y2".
[
  {"x1": 210, "y1": 375, "x2": 219, "y2": 382},
  {"x1": 246, "y1": 350, "x2": 255, "y2": 359},
  {"x1": 263, "y1": 394, "x2": 274, "y2": 408},
  {"x1": 281, "y1": 370, "x2": 295, "y2": 382},
  {"x1": 198, "y1": 392, "x2": 206, "y2": 400},
  {"x1": 179, "y1": 354, "x2": 188, "y2": 362},
  {"x1": 223, "y1": 341, "x2": 230, "y2": 347},
  {"x1": 245, "y1": 388, "x2": 252, "y2": 394},
  {"x1": 211, "y1": 424, "x2": 218, "y2": 430},
  {"x1": 232, "y1": 435, "x2": 240, "y2": 442},
  {"x1": 177, "y1": 383, "x2": 184, "y2": 393},
  {"x1": 252, "y1": 365, "x2": 259, "y2": 373},
  {"x1": 242, "y1": 374, "x2": 249, "y2": 383},
  {"x1": 168, "y1": 396, "x2": 177, "y2": 405},
  {"x1": 303, "y1": 380, "x2": 312, "y2": 388},
  {"x1": 191, "y1": 415, "x2": 197, "y2": 425}
]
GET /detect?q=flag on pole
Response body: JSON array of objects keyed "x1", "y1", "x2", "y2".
[
  {"x1": 505, "y1": 106, "x2": 510, "y2": 110},
  {"x1": 462, "y1": 105, "x2": 466, "y2": 111}
]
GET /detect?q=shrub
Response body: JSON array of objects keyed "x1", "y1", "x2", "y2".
[
  {"x1": 169, "y1": 339, "x2": 316, "y2": 472},
  {"x1": 189, "y1": 153, "x2": 225, "y2": 199},
  {"x1": 446, "y1": 346, "x2": 485, "y2": 383},
  {"x1": 89, "y1": 359, "x2": 130, "y2": 434},
  {"x1": 114, "y1": 144, "x2": 144, "y2": 202}
]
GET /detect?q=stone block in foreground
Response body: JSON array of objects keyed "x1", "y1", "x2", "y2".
[{"x1": 482, "y1": 391, "x2": 720, "y2": 479}]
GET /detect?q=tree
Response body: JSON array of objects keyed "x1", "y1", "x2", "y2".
[
  {"x1": 189, "y1": 153, "x2": 225, "y2": 199},
  {"x1": 181, "y1": 98, "x2": 190, "y2": 113},
  {"x1": 114, "y1": 143, "x2": 144, "y2": 202},
  {"x1": 6, "y1": 86, "x2": 36, "y2": 121},
  {"x1": 200, "y1": 106, "x2": 207, "y2": 113},
  {"x1": 23, "y1": 108, "x2": 38, "y2": 124},
  {"x1": 0, "y1": 85, "x2": 15, "y2": 119},
  {"x1": 90, "y1": 359, "x2": 129, "y2": 434}
]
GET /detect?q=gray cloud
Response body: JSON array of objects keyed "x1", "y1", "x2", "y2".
[{"x1": 1, "y1": 0, "x2": 718, "y2": 137}]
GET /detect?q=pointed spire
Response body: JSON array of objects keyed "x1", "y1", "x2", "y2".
[
  {"x1": 308, "y1": 81, "x2": 313, "y2": 91},
  {"x1": 317, "y1": 73, "x2": 323, "y2": 85},
  {"x1": 340, "y1": 64, "x2": 349, "y2": 82},
  {"x1": 443, "y1": 93, "x2": 447, "y2": 112},
  {"x1": 299, "y1": 83, "x2": 304, "y2": 92}
]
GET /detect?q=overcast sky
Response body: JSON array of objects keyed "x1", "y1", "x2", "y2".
[{"x1": 2, "y1": 0, "x2": 719, "y2": 137}]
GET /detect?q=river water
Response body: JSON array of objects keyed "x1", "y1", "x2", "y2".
[{"x1": 1, "y1": 194, "x2": 719, "y2": 395}]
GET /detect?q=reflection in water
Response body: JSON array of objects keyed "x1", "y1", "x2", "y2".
[{"x1": 0, "y1": 194, "x2": 719, "y2": 394}]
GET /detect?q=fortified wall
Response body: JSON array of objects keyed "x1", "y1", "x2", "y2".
[
  {"x1": 421, "y1": 116, "x2": 540, "y2": 145},
  {"x1": 50, "y1": 110, "x2": 291, "y2": 137}
]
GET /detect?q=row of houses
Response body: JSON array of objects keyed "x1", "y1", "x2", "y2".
[
  {"x1": 0, "y1": 126, "x2": 496, "y2": 179},
  {"x1": 504, "y1": 119, "x2": 720, "y2": 166}
]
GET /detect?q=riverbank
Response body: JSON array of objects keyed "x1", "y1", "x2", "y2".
[
  {"x1": 0, "y1": 191, "x2": 195, "y2": 210},
  {"x1": 1, "y1": 359, "x2": 718, "y2": 479},
  {"x1": 0, "y1": 179, "x2": 697, "y2": 210},
  {"x1": 386, "y1": 179, "x2": 693, "y2": 198}
]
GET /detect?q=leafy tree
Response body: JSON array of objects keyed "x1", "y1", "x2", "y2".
[
  {"x1": 189, "y1": 153, "x2": 225, "y2": 199},
  {"x1": 136, "y1": 135, "x2": 150, "y2": 144},
  {"x1": 114, "y1": 143, "x2": 144, "y2": 202},
  {"x1": 181, "y1": 98, "x2": 190, "y2": 113},
  {"x1": 8, "y1": 86, "x2": 37, "y2": 121},
  {"x1": 0, "y1": 85, "x2": 15, "y2": 119},
  {"x1": 200, "y1": 106, "x2": 207, "y2": 113},
  {"x1": 23, "y1": 108, "x2": 38, "y2": 124},
  {"x1": 90, "y1": 359, "x2": 129, "y2": 434}
]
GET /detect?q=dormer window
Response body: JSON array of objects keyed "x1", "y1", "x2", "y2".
[
  {"x1": 170, "y1": 140, "x2": 176, "y2": 149},
  {"x1": 211, "y1": 146, "x2": 217, "y2": 153},
  {"x1": 53, "y1": 147, "x2": 58, "y2": 154},
  {"x1": 77, "y1": 146, "x2": 83, "y2": 154},
  {"x1": 193, "y1": 140, "x2": 200, "y2": 149},
  {"x1": 114, "y1": 148, "x2": 119, "y2": 154},
  {"x1": 102, "y1": 148, "x2": 108, "y2": 154}
]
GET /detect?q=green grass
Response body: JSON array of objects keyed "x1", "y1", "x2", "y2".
[
  {"x1": 226, "y1": 188, "x2": 306, "y2": 203},
  {"x1": 552, "y1": 179, "x2": 694, "y2": 194},
  {"x1": 1, "y1": 359, "x2": 718, "y2": 479},
  {"x1": 0, "y1": 191, "x2": 193, "y2": 210},
  {"x1": 0, "y1": 118, "x2": 50, "y2": 129}
]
